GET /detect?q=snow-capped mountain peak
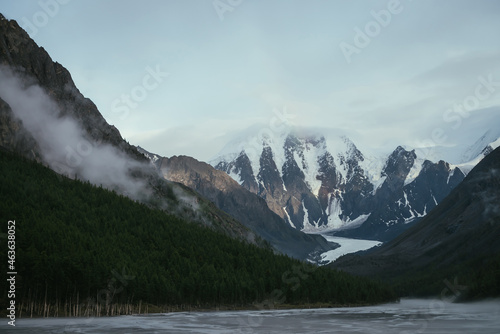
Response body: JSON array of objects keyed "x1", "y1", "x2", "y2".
[
  {"x1": 211, "y1": 126, "x2": 478, "y2": 241},
  {"x1": 461, "y1": 129, "x2": 500, "y2": 163}
]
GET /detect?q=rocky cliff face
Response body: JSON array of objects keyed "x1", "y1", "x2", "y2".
[
  {"x1": 0, "y1": 14, "x2": 141, "y2": 161},
  {"x1": 212, "y1": 131, "x2": 469, "y2": 241},
  {"x1": 0, "y1": 96, "x2": 40, "y2": 159},
  {"x1": 138, "y1": 147, "x2": 336, "y2": 261},
  {"x1": 343, "y1": 149, "x2": 466, "y2": 241},
  {"x1": 0, "y1": 14, "x2": 262, "y2": 248}
]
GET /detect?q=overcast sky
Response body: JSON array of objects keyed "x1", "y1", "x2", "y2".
[{"x1": 1, "y1": 0, "x2": 500, "y2": 161}]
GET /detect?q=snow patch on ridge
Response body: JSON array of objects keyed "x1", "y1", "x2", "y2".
[
  {"x1": 341, "y1": 213, "x2": 371, "y2": 230},
  {"x1": 297, "y1": 139, "x2": 326, "y2": 196},
  {"x1": 228, "y1": 169, "x2": 243, "y2": 185},
  {"x1": 405, "y1": 158, "x2": 424, "y2": 186},
  {"x1": 460, "y1": 129, "x2": 499, "y2": 163},
  {"x1": 302, "y1": 201, "x2": 310, "y2": 230},
  {"x1": 283, "y1": 207, "x2": 295, "y2": 228},
  {"x1": 371, "y1": 176, "x2": 387, "y2": 195},
  {"x1": 359, "y1": 152, "x2": 388, "y2": 191},
  {"x1": 262, "y1": 132, "x2": 288, "y2": 182},
  {"x1": 447, "y1": 168, "x2": 455, "y2": 184},
  {"x1": 450, "y1": 154, "x2": 485, "y2": 176},
  {"x1": 326, "y1": 196, "x2": 343, "y2": 229},
  {"x1": 491, "y1": 137, "x2": 500, "y2": 150},
  {"x1": 245, "y1": 147, "x2": 264, "y2": 186}
]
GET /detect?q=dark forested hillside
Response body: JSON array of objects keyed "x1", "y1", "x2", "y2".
[{"x1": 0, "y1": 149, "x2": 396, "y2": 316}]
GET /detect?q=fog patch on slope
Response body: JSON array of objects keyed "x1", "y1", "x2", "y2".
[{"x1": 0, "y1": 65, "x2": 151, "y2": 200}]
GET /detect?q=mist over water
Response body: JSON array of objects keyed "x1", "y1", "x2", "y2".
[{"x1": 6, "y1": 299, "x2": 500, "y2": 333}]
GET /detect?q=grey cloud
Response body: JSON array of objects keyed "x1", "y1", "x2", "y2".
[{"x1": 410, "y1": 52, "x2": 500, "y2": 88}]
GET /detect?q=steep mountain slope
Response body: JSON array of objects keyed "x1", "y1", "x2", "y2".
[
  {"x1": 0, "y1": 14, "x2": 260, "y2": 245},
  {"x1": 0, "y1": 14, "x2": 140, "y2": 161},
  {"x1": 212, "y1": 129, "x2": 473, "y2": 241},
  {"x1": 332, "y1": 146, "x2": 500, "y2": 298},
  {"x1": 137, "y1": 147, "x2": 336, "y2": 260}
]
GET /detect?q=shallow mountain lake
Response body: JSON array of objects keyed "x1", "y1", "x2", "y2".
[{"x1": 4, "y1": 299, "x2": 500, "y2": 333}]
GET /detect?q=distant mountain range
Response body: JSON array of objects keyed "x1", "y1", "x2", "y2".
[
  {"x1": 211, "y1": 126, "x2": 500, "y2": 241},
  {"x1": 2, "y1": 11, "x2": 499, "y2": 305},
  {"x1": 332, "y1": 144, "x2": 500, "y2": 299}
]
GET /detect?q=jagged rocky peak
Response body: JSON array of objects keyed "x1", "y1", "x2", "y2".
[
  {"x1": 317, "y1": 151, "x2": 339, "y2": 192},
  {"x1": 213, "y1": 150, "x2": 259, "y2": 194},
  {"x1": 257, "y1": 146, "x2": 282, "y2": 194},
  {"x1": 257, "y1": 151, "x2": 289, "y2": 226},
  {"x1": 333, "y1": 146, "x2": 500, "y2": 284},
  {"x1": 212, "y1": 126, "x2": 474, "y2": 241},
  {"x1": 1, "y1": 15, "x2": 76, "y2": 97},
  {"x1": 382, "y1": 146, "x2": 416, "y2": 178},
  {"x1": 335, "y1": 137, "x2": 365, "y2": 184},
  {"x1": 340, "y1": 135, "x2": 362, "y2": 158}
]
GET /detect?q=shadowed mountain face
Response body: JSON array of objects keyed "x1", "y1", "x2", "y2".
[
  {"x1": 332, "y1": 146, "x2": 500, "y2": 296},
  {"x1": 0, "y1": 14, "x2": 263, "y2": 246},
  {"x1": 336, "y1": 148, "x2": 466, "y2": 241},
  {"x1": 138, "y1": 148, "x2": 336, "y2": 261}
]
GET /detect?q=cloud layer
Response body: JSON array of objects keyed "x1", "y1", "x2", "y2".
[{"x1": 2, "y1": 1, "x2": 500, "y2": 161}]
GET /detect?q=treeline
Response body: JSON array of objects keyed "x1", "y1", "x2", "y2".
[
  {"x1": 0, "y1": 150, "x2": 396, "y2": 316},
  {"x1": 390, "y1": 253, "x2": 500, "y2": 301}
]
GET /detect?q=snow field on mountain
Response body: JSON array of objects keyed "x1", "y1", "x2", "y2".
[
  {"x1": 292, "y1": 139, "x2": 327, "y2": 196},
  {"x1": 404, "y1": 158, "x2": 425, "y2": 186},
  {"x1": 211, "y1": 125, "x2": 500, "y2": 234}
]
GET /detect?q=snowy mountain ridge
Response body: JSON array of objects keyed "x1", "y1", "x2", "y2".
[{"x1": 211, "y1": 126, "x2": 499, "y2": 240}]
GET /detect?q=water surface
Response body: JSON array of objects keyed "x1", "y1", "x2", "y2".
[{"x1": 5, "y1": 299, "x2": 500, "y2": 333}]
